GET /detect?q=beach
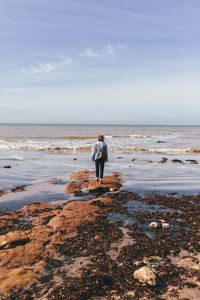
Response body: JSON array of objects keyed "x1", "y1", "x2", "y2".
[
  {"x1": 0, "y1": 124, "x2": 200, "y2": 298},
  {"x1": 0, "y1": 169, "x2": 199, "y2": 299}
]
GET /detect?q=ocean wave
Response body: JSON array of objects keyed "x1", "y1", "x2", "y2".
[
  {"x1": 0, "y1": 141, "x2": 199, "y2": 154},
  {"x1": 2, "y1": 144, "x2": 92, "y2": 152},
  {"x1": 0, "y1": 157, "x2": 24, "y2": 161},
  {"x1": 0, "y1": 136, "x2": 97, "y2": 141},
  {"x1": 113, "y1": 147, "x2": 192, "y2": 154},
  {"x1": 0, "y1": 135, "x2": 154, "y2": 141},
  {"x1": 128, "y1": 135, "x2": 152, "y2": 138}
]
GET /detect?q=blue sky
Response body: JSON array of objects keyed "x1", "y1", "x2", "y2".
[{"x1": 1, "y1": 0, "x2": 200, "y2": 124}]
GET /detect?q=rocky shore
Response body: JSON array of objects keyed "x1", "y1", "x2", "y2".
[{"x1": 0, "y1": 170, "x2": 200, "y2": 299}]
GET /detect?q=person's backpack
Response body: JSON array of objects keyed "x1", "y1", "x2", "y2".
[{"x1": 97, "y1": 144, "x2": 107, "y2": 160}]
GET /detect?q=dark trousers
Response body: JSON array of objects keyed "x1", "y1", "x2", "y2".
[{"x1": 95, "y1": 158, "x2": 105, "y2": 179}]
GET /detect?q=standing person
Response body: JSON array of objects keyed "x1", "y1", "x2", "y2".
[{"x1": 92, "y1": 135, "x2": 108, "y2": 183}]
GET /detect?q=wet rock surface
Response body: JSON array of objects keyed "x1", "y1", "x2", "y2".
[
  {"x1": 172, "y1": 159, "x2": 183, "y2": 164},
  {"x1": 0, "y1": 170, "x2": 200, "y2": 299}
]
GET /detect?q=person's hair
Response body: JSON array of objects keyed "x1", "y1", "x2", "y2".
[{"x1": 98, "y1": 135, "x2": 104, "y2": 141}]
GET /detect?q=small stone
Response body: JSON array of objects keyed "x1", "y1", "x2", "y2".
[
  {"x1": 157, "y1": 140, "x2": 166, "y2": 143},
  {"x1": 149, "y1": 222, "x2": 159, "y2": 228},
  {"x1": 162, "y1": 223, "x2": 170, "y2": 229},
  {"x1": 124, "y1": 291, "x2": 135, "y2": 297},
  {"x1": 3, "y1": 165, "x2": 11, "y2": 169},
  {"x1": 133, "y1": 266, "x2": 157, "y2": 286}
]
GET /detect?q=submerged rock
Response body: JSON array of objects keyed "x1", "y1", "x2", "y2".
[
  {"x1": 159, "y1": 157, "x2": 168, "y2": 163},
  {"x1": 186, "y1": 159, "x2": 198, "y2": 164},
  {"x1": 157, "y1": 140, "x2": 166, "y2": 143},
  {"x1": 133, "y1": 266, "x2": 157, "y2": 286},
  {"x1": 172, "y1": 159, "x2": 183, "y2": 164}
]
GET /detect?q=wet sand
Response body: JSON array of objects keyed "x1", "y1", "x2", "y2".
[{"x1": 0, "y1": 170, "x2": 199, "y2": 299}]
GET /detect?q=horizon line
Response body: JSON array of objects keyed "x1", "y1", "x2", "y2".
[{"x1": 0, "y1": 123, "x2": 200, "y2": 127}]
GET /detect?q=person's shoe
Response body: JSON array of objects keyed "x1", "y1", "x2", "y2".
[
  {"x1": 100, "y1": 178, "x2": 103, "y2": 184},
  {"x1": 96, "y1": 177, "x2": 99, "y2": 182}
]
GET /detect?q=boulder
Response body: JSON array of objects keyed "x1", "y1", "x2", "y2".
[{"x1": 133, "y1": 266, "x2": 157, "y2": 286}]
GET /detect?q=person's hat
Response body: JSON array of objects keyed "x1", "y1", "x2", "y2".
[{"x1": 98, "y1": 135, "x2": 104, "y2": 141}]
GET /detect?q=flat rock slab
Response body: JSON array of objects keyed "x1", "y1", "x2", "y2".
[
  {"x1": 69, "y1": 169, "x2": 94, "y2": 180},
  {"x1": 0, "y1": 171, "x2": 117, "y2": 295},
  {"x1": 66, "y1": 170, "x2": 122, "y2": 195}
]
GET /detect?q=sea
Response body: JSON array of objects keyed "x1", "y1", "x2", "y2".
[{"x1": 0, "y1": 124, "x2": 200, "y2": 212}]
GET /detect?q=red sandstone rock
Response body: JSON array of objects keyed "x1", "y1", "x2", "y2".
[
  {"x1": 48, "y1": 200, "x2": 101, "y2": 232},
  {"x1": 0, "y1": 226, "x2": 53, "y2": 269},
  {"x1": 33, "y1": 209, "x2": 61, "y2": 225},
  {"x1": 66, "y1": 171, "x2": 122, "y2": 195},
  {"x1": 89, "y1": 176, "x2": 121, "y2": 192},
  {"x1": 65, "y1": 181, "x2": 88, "y2": 194},
  {"x1": 0, "y1": 267, "x2": 36, "y2": 293},
  {"x1": 69, "y1": 169, "x2": 94, "y2": 180},
  {"x1": 0, "y1": 214, "x2": 19, "y2": 228},
  {"x1": 17, "y1": 202, "x2": 56, "y2": 217},
  {"x1": 0, "y1": 169, "x2": 121, "y2": 295},
  {"x1": 0, "y1": 230, "x2": 29, "y2": 250}
]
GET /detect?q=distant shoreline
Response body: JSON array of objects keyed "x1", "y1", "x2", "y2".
[{"x1": 0, "y1": 123, "x2": 200, "y2": 127}]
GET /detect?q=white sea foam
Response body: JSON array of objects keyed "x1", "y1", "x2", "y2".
[
  {"x1": 0, "y1": 139, "x2": 199, "y2": 155},
  {"x1": 0, "y1": 124, "x2": 200, "y2": 206}
]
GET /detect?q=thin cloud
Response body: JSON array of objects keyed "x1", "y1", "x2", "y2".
[
  {"x1": 80, "y1": 44, "x2": 115, "y2": 58},
  {"x1": 21, "y1": 56, "x2": 73, "y2": 74},
  {"x1": 82, "y1": 48, "x2": 101, "y2": 58}
]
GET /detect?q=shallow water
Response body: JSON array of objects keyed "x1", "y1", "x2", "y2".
[{"x1": 0, "y1": 124, "x2": 200, "y2": 211}]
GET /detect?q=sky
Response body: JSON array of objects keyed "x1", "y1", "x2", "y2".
[{"x1": 1, "y1": 0, "x2": 200, "y2": 125}]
